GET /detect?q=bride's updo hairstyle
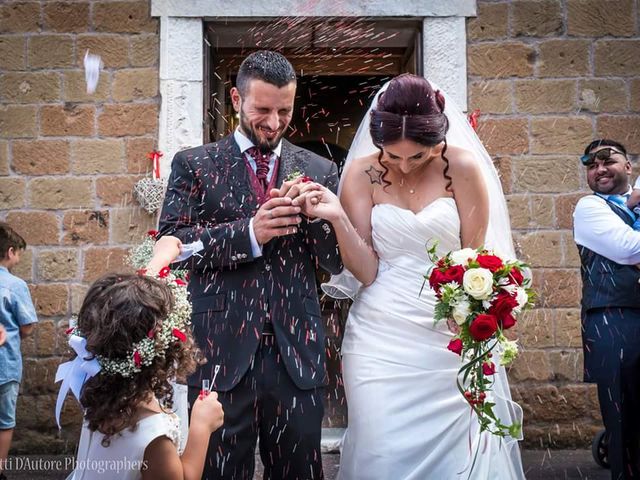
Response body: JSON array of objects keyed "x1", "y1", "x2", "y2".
[{"x1": 370, "y1": 74, "x2": 452, "y2": 190}]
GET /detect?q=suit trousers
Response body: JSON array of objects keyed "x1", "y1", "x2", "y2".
[
  {"x1": 188, "y1": 334, "x2": 325, "y2": 480},
  {"x1": 583, "y1": 308, "x2": 640, "y2": 479}
]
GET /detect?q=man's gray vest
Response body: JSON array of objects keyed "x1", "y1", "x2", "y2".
[{"x1": 577, "y1": 195, "x2": 640, "y2": 311}]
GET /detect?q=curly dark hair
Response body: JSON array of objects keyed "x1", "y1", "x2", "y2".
[
  {"x1": 77, "y1": 273, "x2": 202, "y2": 446},
  {"x1": 369, "y1": 74, "x2": 452, "y2": 191}
]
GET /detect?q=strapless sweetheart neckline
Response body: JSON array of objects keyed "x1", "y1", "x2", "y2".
[{"x1": 372, "y1": 196, "x2": 456, "y2": 216}]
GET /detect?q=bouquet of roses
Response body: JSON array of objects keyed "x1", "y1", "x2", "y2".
[{"x1": 424, "y1": 242, "x2": 534, "y2": 438}]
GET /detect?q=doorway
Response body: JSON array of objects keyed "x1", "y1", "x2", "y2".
[{"x1": 203, "y1": 17, "x2": 423, "y2": 428}]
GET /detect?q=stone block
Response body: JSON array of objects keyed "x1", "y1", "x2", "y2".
[
  {"x1": 70, "y1": 139, "x2": 125, "y2": 174},
  {"x1": 538, "y1": 40, "x2": 590, "y2": 77},
  {"x1": 6, "y1": 211, "x2": 59, "y2": 245},
  {"x1": 0, "y1": 105, "x2": 37, "y2": 138},
  {"x1": 0, "y1": 72, "x2": 61, "y2": 104},
  {"x1": 12, "y1": 140, "x2": 70, "y2": 175},
  {"x1": 0, "y1": 178, "x2": 26, "y2": 209},
  {"x1": 28, "y1": 35, "x2": 74, "y2": 69},
  {"x1": 37, "y1": 249, "x2": 78, "y2": 281},
  {"x1": 98, "y1": 103, "x2": 158, "y2": 136},
  {"x1": 468, "y1": 42, "x2": 535, "y2": 78},
  {"x1": 62, "y1": 210, "x2": 109, "y2": 245},
  {"x1": 530, "y1": 117, "x2": 593, "y2": 155},
  {"x1": 512, "y1": 0, "x2": 562, "y2": 37},
  {"x1": 28, "y1": 177, "x2": 93, "y2": 209}
]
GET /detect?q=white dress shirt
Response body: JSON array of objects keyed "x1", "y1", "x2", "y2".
[
  {"x1": 233, "y1": 128, "x2": 283, "y2": 258},
  {"x1": 573, "y1": 184, "x2": 640, "y2": 265}
]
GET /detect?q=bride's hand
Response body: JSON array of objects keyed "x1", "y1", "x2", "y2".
[{"x1": 292, "y1": 183, "x2": 342, "y2": 223}]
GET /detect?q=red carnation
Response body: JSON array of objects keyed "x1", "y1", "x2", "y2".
[
  {"x1": 147, "y1": 230, "x2": 159, "y2": 239},
  {"x1": 447, "y1": 338, "x2": 463, "y2": 355},
  {"x1": 482, "y1": 361, "x2": 496, "y2": 375},
  {"x1": 133, "y1": 350, "x2": 142, "y2": 367},
  {"x1": 175, "y1": 278, "x2": 187, "y2": 286},
  {"x1": 301, "y1": 176, "x2": 313, "y2": 183},
  {"x1": 172, "y1": 328, "x2": 187, "y2": 342},
  {"x1": 158, "y1": 266, "x2": 171, "y2": 279},
  {"x1": 508, "y1": 267, "x2": 524, "y2": 286},
  {"x1": 488, "y1": 291, "x2": 519, "y2": 326},
  {"x1": 476, "y1": 254, "x2": 504, "y2": 273},
  {"x1": 468, "y1": 314, "x2": 499, "y2": 341}
]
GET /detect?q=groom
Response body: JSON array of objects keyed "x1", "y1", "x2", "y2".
[
  {"x1": 158, "y1": 50, "x2": 342, "y2": 479},
  {"x1": 573, "y1": 139, "x2": 640, "y2": 479}
]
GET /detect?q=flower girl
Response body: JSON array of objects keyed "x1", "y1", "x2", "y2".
[{"x1": 57, "y1": 236, "x2": 223, "y2": 479}]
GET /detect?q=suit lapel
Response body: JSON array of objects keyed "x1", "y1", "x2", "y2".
[
  {"x1": 276, "y1": 140, "x2": 309, "y2": 187},
  {"x1": 206, "y1": 135, "x2": 256, "y2": 216}
]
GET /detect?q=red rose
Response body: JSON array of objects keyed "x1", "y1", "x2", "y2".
[
  {"x1": 147, "y1": 230, "x2": 159, "y2": 239},
  {"x1": 65, "y1": 327, "x2": 74, "y2": 335},
  {"x1": 133, "y1": 350, "x2": 142, "y2": 367},
  {"x1": 508, "y1": 267, "x2": 524, "y2": 286},
  {"x1": 158, "y1": 266, "x2": 171, "y2": 279},
  {"x1": 488, "y1": 291, "x2": 518, "y2": 325},
  {"x1": 447, "y1": 338, "x2": 463, "y2": 355},
  {"x1": 468, "y1": 314, "x2": 499, "y2": 341},
  {"x1": 501, "y1": 314, "x2": 517, "y2": 330},
  {"x1": 174, "y1": 278, "x2": 187, "y2": 286},
  {"x1": 482, "y1": 362, "x2": 496, "y2": 375},
  {"x1": 301, "y1": 176, "x2": 313, "y2": 183},
  {"x1": 443, "y1": 265, "x2": 465, "y2": 285},
  {"x1": 476, "y1": 254, "x2": 503, "y2": 273},
  {"x1": 172, "y1": 328, "x2": 187, "y2": 342},
  {"x1": 429, "y1": 265, "x2": 465, "y2": 291}
]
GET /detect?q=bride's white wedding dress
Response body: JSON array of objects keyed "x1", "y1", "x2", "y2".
[{"x1": 337, "y1": 198, "x2": 525, "y2": 480}]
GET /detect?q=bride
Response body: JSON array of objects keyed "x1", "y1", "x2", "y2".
[{"x1": 293, "y1": 74, "x2": 525, "y2": 479}]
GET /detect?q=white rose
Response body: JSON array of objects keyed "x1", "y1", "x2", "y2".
[
  {"x1": 513, "y1": 287, "x2": 529, "y2": 313},
  {"x1": 450, "y1": 248, "x2": 478, "y2": 266},
  {"x1": 463, "y1": 268, "x2": 494, "y2": 300},
  {"x1": 451, "y1": 298, "x2": 472, "y2": 325}
]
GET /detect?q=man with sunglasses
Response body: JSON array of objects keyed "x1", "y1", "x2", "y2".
[{"x1": 574, "y1": 139, "x2": 640, "y2": 479}]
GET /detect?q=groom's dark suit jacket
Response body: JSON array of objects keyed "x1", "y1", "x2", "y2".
[{"x1": 158, "y1": 135, "x2": 342, "y2": 391}]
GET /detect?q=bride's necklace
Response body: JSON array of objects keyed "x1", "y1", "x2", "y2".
[{"x1": 399, "y1": 177, "x2": 419, "y2": 195}]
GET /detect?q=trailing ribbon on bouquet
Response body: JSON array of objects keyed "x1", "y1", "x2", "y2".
[
  {"x1": 54, "y1": 335, "x2": 101, "y2": 428},
  {"x1": 147, "y1": 150, "x2": 163, "y2": 180}
]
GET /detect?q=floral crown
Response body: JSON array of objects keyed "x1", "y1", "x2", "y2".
[{"x1": 66, "y1": 267, "x2": 192, "y2": 378}]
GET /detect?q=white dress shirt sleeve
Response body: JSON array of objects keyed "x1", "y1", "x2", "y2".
[
  {"x1": 249, "y1": 217, "x2": 263, "y2": 258},
  {"x1": 573, "y1": 195, "x2": 640, "y2": 265}
]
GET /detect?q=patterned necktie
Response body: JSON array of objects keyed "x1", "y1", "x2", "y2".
[{"x1": 247, "y1": 147, "x2": 272, "y2": 191}]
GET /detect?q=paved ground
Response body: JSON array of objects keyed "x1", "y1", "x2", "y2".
[{"x1": 2, "y1": 449, "x2": 611, "y2": 479}]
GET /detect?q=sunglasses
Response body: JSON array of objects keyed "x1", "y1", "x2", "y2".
[{"x1": 580, "y1": 147, "x2": 626, "y2": 165}]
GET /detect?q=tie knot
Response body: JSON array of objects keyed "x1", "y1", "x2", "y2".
[{"x1": 247, "y1": 147, "x2": 272, "y2": 182}]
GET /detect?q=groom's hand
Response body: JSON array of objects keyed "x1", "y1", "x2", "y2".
[{"x1": 253, "y1": 197, "x2": 302, "y2": 245}]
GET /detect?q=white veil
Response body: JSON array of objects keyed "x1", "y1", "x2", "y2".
[{"x1": 322, "y1": 80, "x2": 516, "y2": 299}]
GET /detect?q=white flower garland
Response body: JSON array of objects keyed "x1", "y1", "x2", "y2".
[{"x1": 67, "y1": 267, "x2": 192, "y2": 378}]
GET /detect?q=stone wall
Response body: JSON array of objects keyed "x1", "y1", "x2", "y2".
[
  {"x1": 0, "y1": 0, "x2": 159, "y2": 452},
  {"x1": 468, "y1": 0, "x2": 640, "y2": 447},
  {"x1": 2, "y1": 0, "x2": 639, "y2": 453}
]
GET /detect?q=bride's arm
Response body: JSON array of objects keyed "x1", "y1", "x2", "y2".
[
  {"x1": 334, "y1": 157, "x2": 379, "y2": 285},
  {"x1": 296, "y1": 155, "x2": 380, "y2": 286},
  {"x1": 449, "y1": 149, "x2": 489, "y2": 249}
]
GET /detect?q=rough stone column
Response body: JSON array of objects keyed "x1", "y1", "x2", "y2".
[
  {"x1": 423, "y1": 16, "x2": 468, "y2": 111},
  {"x1": 158, "y1": 16, "x2": 203, "y2": 175}
]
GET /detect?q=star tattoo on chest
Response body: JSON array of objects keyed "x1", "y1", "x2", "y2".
[{"x1": 365, "y1": 165, "x2": 384, "y2": 185}]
